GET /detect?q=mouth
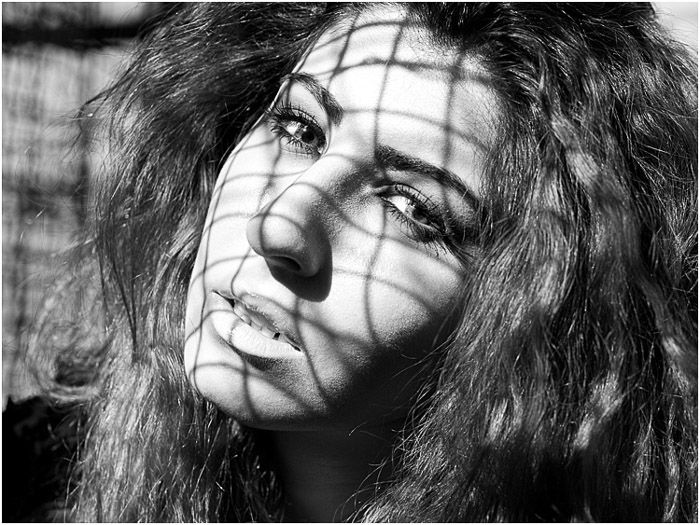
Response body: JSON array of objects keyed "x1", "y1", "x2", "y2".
[
  {"x1": 229, "y1": 298, "x2": 303, "y2": 352},
  {"x1": 201, "y1": 291, "x2": 305, "y2": 369}
]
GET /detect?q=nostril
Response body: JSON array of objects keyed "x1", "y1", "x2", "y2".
[
  {"x1": 268, "y1": 255, "x2": 302, "y2": 273},
  {"x1": 245, "y1": 203, "x2": 327, "y2": 277}
]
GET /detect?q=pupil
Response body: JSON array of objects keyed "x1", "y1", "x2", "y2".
[
  {"x1": 411, "y1": 205, "x2": 428, "y2": 224},
  {"x1": 300, "y1": 127, "x2": 315, "y2": 144}
]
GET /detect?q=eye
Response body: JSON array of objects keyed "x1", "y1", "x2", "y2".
[
  {"x1": 380, "y1": 184, "x2": 450, "y2": 246},
  {"x1": 267, "y1": 105, "x2": 326, "y2": 157}
]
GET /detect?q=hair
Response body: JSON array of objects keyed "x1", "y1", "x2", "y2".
[{"x1": 29, "y1": 2, "x2": 697, "y2": 522}]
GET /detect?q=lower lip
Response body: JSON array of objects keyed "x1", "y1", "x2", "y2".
[{"x1": 207, "y1": 292, "x2": 303, "y2": 366}]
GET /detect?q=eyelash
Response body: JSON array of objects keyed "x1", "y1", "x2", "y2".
[
  {"x1": 380, "y1": 185, "x2": 452, "y2": 252},
  {"x1": 265, "y1": 103, "x2": 460, "y2": 254},
  {"x1": 267, "y1": 104, "x2": 326, "y2": 157}
]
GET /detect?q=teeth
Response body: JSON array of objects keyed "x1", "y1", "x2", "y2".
[
  {"x1": 233, "y1": 303, "x2": 251, "y2": 325},
  {"x1": 232, "y1": 301, "x2": 301, "y2": 351},
  {"x1": 259, "y1": 325, "x2": 275, "y2": 339}
]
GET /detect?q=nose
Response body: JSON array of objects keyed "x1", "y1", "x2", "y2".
[{"x1": 246, "y1": 181, "x2": 331, "y2": 278}]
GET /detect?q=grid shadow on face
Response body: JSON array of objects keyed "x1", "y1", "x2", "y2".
[{"x1": 182, "y1": 8, "x2": 497, "y2": 431}]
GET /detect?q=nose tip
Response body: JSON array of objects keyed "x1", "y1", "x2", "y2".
[{"x1": 246, "y1": 206, "x2": 327, "y2": 278}]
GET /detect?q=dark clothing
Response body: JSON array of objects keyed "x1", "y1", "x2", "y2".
[{"x1": 3, "y1": 397, "x2": 77, "y2": 522}]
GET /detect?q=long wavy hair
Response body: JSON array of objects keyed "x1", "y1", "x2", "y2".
[{"x1": 30, "y1": 3, "x2": 697, "y2": 521}]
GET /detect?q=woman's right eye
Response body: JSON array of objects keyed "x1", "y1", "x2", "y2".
[{"x1": 267, "y1": 105, "x2": 326, "y2": 158}]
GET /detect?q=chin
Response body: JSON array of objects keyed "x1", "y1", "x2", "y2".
[{"x1": 187, "y1": 365, "x2": 320, "y2": 429}]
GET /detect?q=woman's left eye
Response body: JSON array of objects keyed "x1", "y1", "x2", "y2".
[
  {"x1": 380, "y1": 185, "x2": 449, "y2": 246},
  {"x1": 267, "y1": 106, "x2": 326, "y2": 157}
]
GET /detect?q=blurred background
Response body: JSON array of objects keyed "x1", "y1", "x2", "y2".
[
  {"x1": 2, "y1": 2, "x2": 698, "y2": 406},
  {"x1": 3, "y1": 3, "x2": 169, "y2": 406}
]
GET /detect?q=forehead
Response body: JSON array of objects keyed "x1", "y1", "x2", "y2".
[{"x1": 297, "y1": 6, "x2": 497, "y2": 154}]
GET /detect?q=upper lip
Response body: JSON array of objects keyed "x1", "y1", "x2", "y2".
[{"x1": 216, "y1": 291, "x2": 303, "y2": 349}]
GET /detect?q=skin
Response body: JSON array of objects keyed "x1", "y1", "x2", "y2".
[{"x1": 184, "y1": 5, "x2": 497, "y2": 521}]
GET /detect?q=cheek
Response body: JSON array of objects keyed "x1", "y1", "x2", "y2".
[
  {"x1": 357, "y1": 239, "x2": 464, "y2": 338},
  {"x1": 210, "y1": 131, "x2": 279, "y2": 214},
  {"x1": 191, "y1": 128, "x2": 283, "y2": 276},
  {"x1": 305, "y1": 241, "x2": 465, "y2": 373},
  {"x1": 185, "y1": 133, "x2": 271, "y2": 331},
  {"x1": 299, "y1": 268, "x2": 462, "y2": 422}
]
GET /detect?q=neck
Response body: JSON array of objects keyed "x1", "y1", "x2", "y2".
[{"x1": 263, "y1": 424, "x2": 397, "y2": 522}]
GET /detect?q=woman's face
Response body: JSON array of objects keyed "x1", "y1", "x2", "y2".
[{"x1": 184, "y1": 6, "x2": 497, "y2": 431}]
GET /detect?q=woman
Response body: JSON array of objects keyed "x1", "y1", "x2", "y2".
[{"x1": 29, "y1": 3, "x2": 697, "y2": 522}]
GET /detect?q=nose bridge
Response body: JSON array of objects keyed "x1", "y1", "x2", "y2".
[
  {"x1": 271, "y1": 174, "x2": 331, "y2": 223},
  {"x1": 246, "y1": 156, "x2": 356, "y2": 277},
  {"x1": 277, "y1": 152, "x2": 359, "y2": 213},
  {"x1": 264, "y1": 155, "x2": 349, "y2": 237}
]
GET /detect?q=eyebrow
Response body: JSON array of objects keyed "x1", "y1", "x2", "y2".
[
  {"x1": 282, "y1": 73, "x2": 479, "y2": 207},
  {"x1": 375, "y1": 144, "x2": 479, "y2": 207},
  {"x1": 282, "y1": 72, "x2": 345, "y2": 126}
]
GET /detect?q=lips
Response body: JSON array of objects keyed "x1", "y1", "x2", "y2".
[
  {"x1": 230, "y1": 298, "x2": 302, "y2": 352},
  {"x1": 200, "y1": 291, "x2": 304, "y2": 370}
]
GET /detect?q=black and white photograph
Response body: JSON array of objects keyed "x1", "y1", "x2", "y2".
[{"x1": 3, "y1": 3, "x2": 697, "y2": 522}]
